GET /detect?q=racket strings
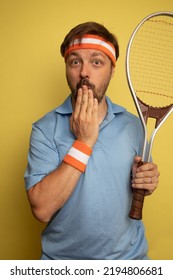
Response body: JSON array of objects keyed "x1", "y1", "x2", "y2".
[
  {"x1": 149, "y1": 18, "x2": 173, "y2": 28},
  {"x1": 130, "y1": 15, "x2": 173, "y2": 108},
  {"x1": 136, "y1": 90, "x2": 173, "y2": 100}
]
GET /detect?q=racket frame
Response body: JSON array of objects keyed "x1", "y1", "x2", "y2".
[{"x1": 126, "y1": 11, "x2": 173, "y2": 162}]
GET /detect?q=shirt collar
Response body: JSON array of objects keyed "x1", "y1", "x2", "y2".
[
  {"x1": 55, "y1": 94, "x2": 126, "y2": 115},
  {"x1": 55, "y1": 95, "x2": 73, "y2": 114},
  {"x1": 106, "y1": 95, "x2": 126, "y2": 115}
]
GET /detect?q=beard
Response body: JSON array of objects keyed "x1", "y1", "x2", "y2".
[{"x1": 67, "y1": 77, "x2": 110, "y2": 103}]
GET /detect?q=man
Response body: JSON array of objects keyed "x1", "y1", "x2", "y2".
[{"x1": 24, "y1": 22, "x2": 160, "y2": 260}]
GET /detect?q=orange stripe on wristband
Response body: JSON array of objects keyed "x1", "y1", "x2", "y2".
[
  {"x1": 73, "y1": 140, "x2": 92, "y2": 156},
  {"x1": 63, "y1": 154, "x2": 87, "y2": 172},
  {"x1": 63, "y1": 140, "x2": 92, "y2": 172}
]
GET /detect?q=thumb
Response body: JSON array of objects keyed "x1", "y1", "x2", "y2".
[
  {"x1": 133, "y1": 156, "x2": 142, "y2": 164},
  {"x1": 132, "y1": 156, "x2": 142, "y2": 176},
  {"x1": 70, "y1": 114, "x2": 75, "y2": 135}
]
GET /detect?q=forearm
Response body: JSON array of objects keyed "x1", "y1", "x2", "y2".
[
  {"x1": 27, "y1": 161, "x2": 81, "y2": 223},
  {"x1": 27, "y1": 88, "x2": 99, "y2": 223}
]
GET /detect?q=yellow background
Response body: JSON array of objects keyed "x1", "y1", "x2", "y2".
[{"x1": 0, "y1": 0, "x2": 173, "y2": 260}]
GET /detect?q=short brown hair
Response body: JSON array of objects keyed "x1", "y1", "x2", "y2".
[{"x1": 60, "y1": 22, "x2": 119, "y2": 60}]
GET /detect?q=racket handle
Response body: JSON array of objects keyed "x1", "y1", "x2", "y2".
[
  {"x1": 129, "y1": 189, "x2": 145, "y2": 220},
  {"x1": 129, "y1": 161, "x2": 145, "y2": 220}
]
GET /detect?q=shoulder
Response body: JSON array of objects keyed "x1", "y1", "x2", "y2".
[
  {"x1": 108, "y1": 98, "x2": 143, "y2": 140},
  {"x1": 33, "y1": 108, "x2": 58, "y2": 134},
  {"x1": 33, "y1": 95, "x2": 72, "y2": 134},
  {"x1": 120, "y1": 110, "x2": 143, "y2": 136},
  {"x1": 122, "y1": 110, "x2": 141, "y2": 125}
]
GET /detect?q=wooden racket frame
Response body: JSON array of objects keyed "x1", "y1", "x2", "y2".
[{"x1": 126, "y1": 11, "x2": 173, "y2": 220}]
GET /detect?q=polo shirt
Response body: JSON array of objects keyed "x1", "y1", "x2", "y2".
[{"x1": 24, "y1": 95, "x2": 148, "y2": 259}]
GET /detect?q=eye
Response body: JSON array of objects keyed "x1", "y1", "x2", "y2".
[
  {"x1": 92, "y1": 59, "x2": 103, "y2": 67},
  {"x1": 70, "y1": 59, "x2": 80, "y2": 66}
]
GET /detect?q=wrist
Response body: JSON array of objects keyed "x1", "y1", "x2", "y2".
[
  {"x1": 76, "y1": 138, "x2": 96, "y2": 149},
  {"x1": 63, "y1": 140, "x2": 92, "y2": 172}
]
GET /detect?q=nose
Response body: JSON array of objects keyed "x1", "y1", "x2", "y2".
[{"x1": 80, "y1": 62, "x2": 90, "y2": 79}]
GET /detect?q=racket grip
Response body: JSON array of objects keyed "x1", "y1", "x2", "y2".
[
  {"x1": 129, "y1": 161, "x2": 145, "y2": 220},
  {"x1": 129, "y1": 189, "x2": 145, "y2": 220}
]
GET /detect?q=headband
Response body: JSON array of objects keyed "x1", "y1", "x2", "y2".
[{"x1": 64, "y1": 34, "x2": 116, "y2": 66}]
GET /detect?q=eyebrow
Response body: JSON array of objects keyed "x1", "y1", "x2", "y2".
[
  {"x1": 91, "y1": 51, "x2": 106, "y2": 58},
  {"x1": 67, "y1": 51, "x2": 80, "y2": 58}
]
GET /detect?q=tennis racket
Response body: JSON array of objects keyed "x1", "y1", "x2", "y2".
[{"x1": 126, "y1": 11, "x2": 173, "y2": 220}]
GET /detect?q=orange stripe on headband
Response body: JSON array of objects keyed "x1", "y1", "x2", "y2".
[{"x1": 64, "y1": 34, "x2": 116, "y2": 66}]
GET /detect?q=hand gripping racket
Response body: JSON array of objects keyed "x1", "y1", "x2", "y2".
[{"x1": 126, "y1": 11, "x2": 173, "y2": 220}]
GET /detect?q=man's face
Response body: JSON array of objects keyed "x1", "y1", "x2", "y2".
[{"x1": 65, "y1": 49, "x2": 115, "y2": 103}]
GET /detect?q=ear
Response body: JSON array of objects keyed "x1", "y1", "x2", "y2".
[{"x1": 111, "y1": 66, "x2": 115, "y2": 78}]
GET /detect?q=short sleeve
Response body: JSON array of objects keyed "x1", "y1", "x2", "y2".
[{"x1": 24, "y1": 124, "x2": 59, "y2": 190}]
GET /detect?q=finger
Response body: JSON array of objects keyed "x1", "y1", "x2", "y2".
[
  {"x1": 135, "y1": 169, "x2": 159, "y2": 181},
  {"x1": 144, "y1": 178, "x2": 159, "y2": 196},
  {"x1": 92, "y1": 98, "x2": 99, "y2": 122},
  {"x1": 132, "y1": 156, "x2": 142, "y2": 175},
  {"x1": 132, "y1": 177, "x2": 153, "y2": 184},
  {"x1": 80, "y1": 85, "x2": 89, "y2": 114},
  {"x1": 132, "y1": 181, "x2": 157, "y2": 190},
  {"x1": 70, "y1": 114, "x2": 73, "y2": 130},
  {"x1": 132, "y1": 174, "x2": 159, "y2": 187},
  {"x1": 133, "y1": 156, "x2": 142, "y2": 164},
  {"x1": 135, "y1": 170, "x2": 152, "y2": 179},
  {"x1": 74, "y1": 89, "x2": 82, "y2": 117},
  {"x1": 137, "y1": 162, "x2": 157, "y2": 172},
  {"x1": 86, "y1": 90, "x2": 94, "y2": 117},
  {"x1": 144, "y1": 190, "x2": 153, "y2": 196}
]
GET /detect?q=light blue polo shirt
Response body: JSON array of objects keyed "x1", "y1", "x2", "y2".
[{"x1": 24, "y1": 95, "x2": 148, "y2": 260}]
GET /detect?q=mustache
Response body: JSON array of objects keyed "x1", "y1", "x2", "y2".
[{"x1": 76, "y1": 79, "x2": 95, "y2": 91}]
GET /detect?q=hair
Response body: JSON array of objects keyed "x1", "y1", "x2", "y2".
[{"x1": 60, "y1": 21, "x2": 119, "y2": 61}]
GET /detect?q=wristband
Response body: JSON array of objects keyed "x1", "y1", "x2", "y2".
[{"x1": 63, "y1": 140, "x2": 92, "y2": 172}]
